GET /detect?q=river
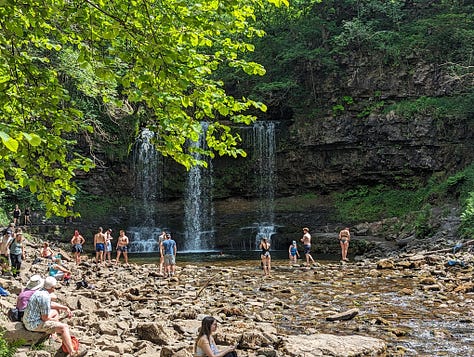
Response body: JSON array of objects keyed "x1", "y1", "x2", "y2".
[{"x1": 127, "y1": 251, "x2": 474, "y2": 356}]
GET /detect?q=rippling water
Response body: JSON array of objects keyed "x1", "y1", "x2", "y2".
[{"x1": 127, "y1": 251, "x2": 474, "y2": 356}]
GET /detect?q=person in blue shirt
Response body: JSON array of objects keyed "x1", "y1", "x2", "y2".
[{"x1": 161, "y1": 233, "x2": 176, "y2": 277}]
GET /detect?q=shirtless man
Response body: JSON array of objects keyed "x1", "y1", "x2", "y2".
[
  {"x1": 70, "y1": 230, "x2": 85, "y2": 264},
  {"x1": 116, "y1": 230, "x2": 129, "y2": 265},
  {"x1": 93, "y1": 227, "x2": 106, "y2": 264},
  {"x1": 338, "y1": 227, "x2": 351, "y2": 262},
  {"x1": 300, "y1": 227, "x2": 316, "y2": 267}
]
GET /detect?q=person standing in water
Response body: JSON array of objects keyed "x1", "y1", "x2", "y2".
[
  {"x1": 288, "y1": 240, "x2": 300, "y2": 265},
  {"x1": 259, "y1": 237, "x2": 271, "y2": 276},
  {"x1": 300, "y1": 227, "x2": 316, "y2": 267},
  {"x1": 338, "y1": 227, "x2": 351, "y2": 262}
]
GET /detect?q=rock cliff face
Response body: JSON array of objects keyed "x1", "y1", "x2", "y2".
[
  {"x1": 76, "y1": 58, "x2": 473, "y2": 250},
  {"x1": 275, "y1": 59, "x2": 473, "y2": 195},
  {"x1": 278, "y1": 110, "x2": 473, "y2": 194}
]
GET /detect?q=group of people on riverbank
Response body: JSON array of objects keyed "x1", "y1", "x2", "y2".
[
  {"x1": 259, "y1": 226, "x2": 352, "y2": 276},
  {"x1": 13, "y1": 271, "x2": 233, "y2": 357},
  {"x1": 69, "y1": 227, "x2": 131, "y2": 266},
  {"x1": 11, "y1": 204, "x2": 32, "y2": 226},
  {"x1": 69, "y1": 227, "x2": 177, "y2": 277}
]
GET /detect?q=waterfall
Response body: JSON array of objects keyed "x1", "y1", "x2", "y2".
[
  {"x1": 183, "y1": 122, "x2": 215, "y2": 252},
  {"x1": 128, "y1": 128, "x2": 164, "y2": 253},
  {"x1": 252, "y1": 121, "x2": 276, "y2": 249}
]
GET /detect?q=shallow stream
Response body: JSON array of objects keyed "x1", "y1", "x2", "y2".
[{"x1": 131, "y1": 251, "x2": 474, "y2": 356}]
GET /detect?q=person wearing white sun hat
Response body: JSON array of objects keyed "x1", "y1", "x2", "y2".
[
  {"x1": 23, "y1": 277, "x2": 86, "y2": 356},
  {"x1": 15, "y1": 274, "x2": 45, "y2": 319}
]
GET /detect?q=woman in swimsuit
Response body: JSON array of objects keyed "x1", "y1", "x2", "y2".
[
  {"x1": 288, "y1": 240, "x2": 300, "y2": 265},
  {"x1": 12, "y1": 205, "x2": 21, "y2": 225},
  {"x1": 259, "y1": 237, "x2": 271, "y2": 276},
  {"x1": 338, "y1": 227, "x2": 351, "y2": 262},
  {"x1": 194, "y1": 316, "x2": 237, "y2": 357}
]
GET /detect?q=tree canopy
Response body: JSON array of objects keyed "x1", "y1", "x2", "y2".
[{"x1": 0, "y1": 0, "x2": 287, "y2": 216}]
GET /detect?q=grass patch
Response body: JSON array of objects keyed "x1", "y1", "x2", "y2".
[{"x1": 334, "y1": 162, "x2": 474, "y2": 237}]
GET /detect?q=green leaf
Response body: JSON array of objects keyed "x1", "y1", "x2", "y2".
[
  {"x1": 0, "y1": 132, "x2": 19, "y2": 152},
  {"x1": 22, "y1": 132, "x2": 43, "y2": 146}
]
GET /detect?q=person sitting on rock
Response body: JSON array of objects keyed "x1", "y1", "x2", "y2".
[
  {"x1": 22, "y1": 276, "x2": 86, "y2": 357},
  {"x1": 41, "y1": 242, "x2": 54, "y2": 259},
  {"x1": 48, "y1": 256, "x2": 72, "y2": 283},
  {"x1": 194, "y1": 316, "x2": 238, "y2": 357},
  {"x1": 16, "y1": 274, "x2": 44, "y2": 320}
]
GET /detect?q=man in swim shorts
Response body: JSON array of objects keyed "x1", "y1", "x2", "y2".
[
  {"x1": 116, "y1": 230, "x2": 129, "y2": 265},
  {"x1": 300, "y1": 227, "x2": 316, "y2": 267},
  {"x1": 94, "y1": 227, "x2": 106, "y2": 264},
  {"x1": 70, "y1": 230, "x2": 85, "y2": 264}
]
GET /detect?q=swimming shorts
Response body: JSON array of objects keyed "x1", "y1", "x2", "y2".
[
  {"x1": 72, "y1": 244, "x2": 83, "y2": 253},
  {"x1": 95, "y1": 243, "x2": 105, "y2": 252},
  {"x1": 304, "y1": 245, "x2": 311, "y2": 254}
]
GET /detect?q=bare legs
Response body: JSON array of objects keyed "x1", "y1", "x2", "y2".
[
  {"x1": 116, "y1": 249, "x2": 128, "y2": 265},
  {"x1": 261, "y1": 256, "x2": 271, "y2": 276},
  {"x1": 340, "y1": 241, "x2": 349, "y2": 261}
]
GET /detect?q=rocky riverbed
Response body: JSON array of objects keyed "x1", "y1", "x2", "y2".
[{"x1": 1, "y1": 243, "x2": 474, "y2": 357}]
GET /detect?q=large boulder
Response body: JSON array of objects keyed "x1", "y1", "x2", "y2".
[
  {"x1": 1, "y1": 322, "x2": 49, "y2": 346},
  {"x1": 283, "y1": 333, "x2": 386, "y2": 356}
]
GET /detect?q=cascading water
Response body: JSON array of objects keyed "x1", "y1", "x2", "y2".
[
  {"x1": 128, "y1": 128, "x2": 165, "y2": 253},
  {"x1": 183, "y1": 122, "x2": 215, "y2": 252},
  {"x1": 253, "y1": 121, "x2": 277, "y2": 249}
]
